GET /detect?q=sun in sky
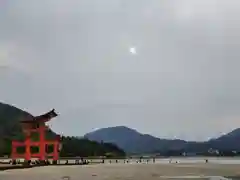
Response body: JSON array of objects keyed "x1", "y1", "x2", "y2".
[{"x1": 129, "y1": 46, "x2": 137, "y2": 55}]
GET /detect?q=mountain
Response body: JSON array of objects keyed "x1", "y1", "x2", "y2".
[
  {"x1": 84, "y1": 126, "x2": 187, "y2": 153},
  {"x1": 0, "y1": 102, "x2": 33, "y2": 154},
  {"x1": 206, "y1": 128, "x2": 240, "y2": 150},
  {"x1": 85, "y1": 126, "x2": 240, "y2": 154},
  {"x1": 0, "y1": 102, "x2": 125, "y2": 157}
]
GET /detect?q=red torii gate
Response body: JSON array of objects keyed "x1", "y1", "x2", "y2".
[{"x1": 11, "y1": 109, "x2": 61, "y2": 164}]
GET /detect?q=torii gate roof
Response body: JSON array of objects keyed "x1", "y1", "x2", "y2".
[{"x1": 20, "y1": 109, "x2": 58, "y2": 124}]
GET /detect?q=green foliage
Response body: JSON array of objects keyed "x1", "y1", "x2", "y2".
[
  {"x1": 0, "y1": 102, "x2": 125, "y2": 157},
  {"x1": 60, "y1": 136, "x2": 125, "y2": 157}
]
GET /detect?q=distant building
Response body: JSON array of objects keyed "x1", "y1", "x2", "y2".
[{"x1": 208, "y1": 148, "x2": 219, "y2": 155}]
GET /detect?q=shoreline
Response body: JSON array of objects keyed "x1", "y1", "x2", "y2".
[
  {"x1": 1, "y1": 162, "x2": 240, "y2": 180},
  {"x1": 2, "y1": 157, "x2": 240, "y2": 172}
]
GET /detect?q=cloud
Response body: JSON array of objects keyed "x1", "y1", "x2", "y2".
[{"x1": 1, "y1": 0, "x2": 240, "y2": 141}]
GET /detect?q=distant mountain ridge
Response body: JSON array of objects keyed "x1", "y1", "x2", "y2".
[
  {"x1": 84, "y1": 126, "x2": 187, "y2": 153},
  {"x1": 84, "y1": 126, "x2": 240, "y2": 154}
]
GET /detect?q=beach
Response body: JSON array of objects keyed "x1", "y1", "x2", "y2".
[{"x1": 1, "y1": 158, "x2": 240, "y2": 180}]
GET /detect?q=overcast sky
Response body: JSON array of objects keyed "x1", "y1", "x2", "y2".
[{"x1": 1, "y1": 0, "x2": 240, "y2": 141}]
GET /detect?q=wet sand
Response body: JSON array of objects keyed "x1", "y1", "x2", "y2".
[{"x1": 0, "y1": 162, "x2": 240, "y2": 180}]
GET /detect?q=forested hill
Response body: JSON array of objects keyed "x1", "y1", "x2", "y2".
[
  {"x1": 0, "y1": 102, "x2": 125, "y2": 157},
  {"x1": 85, "y1": 126, "x2": 240, "y2": 154}
]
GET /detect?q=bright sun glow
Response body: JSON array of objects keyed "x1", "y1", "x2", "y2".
[{"x1": 129, "y1": 47, "x2": 137, "y2": 55}]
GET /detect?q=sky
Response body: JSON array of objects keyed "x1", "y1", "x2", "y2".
[{"x1": 1, "y1": 0, "x2": 240, "y2": 141}]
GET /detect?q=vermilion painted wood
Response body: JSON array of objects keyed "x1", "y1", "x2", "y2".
[{"x1": 11, "y1": 109, "x2": 61, "y2": 161}]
